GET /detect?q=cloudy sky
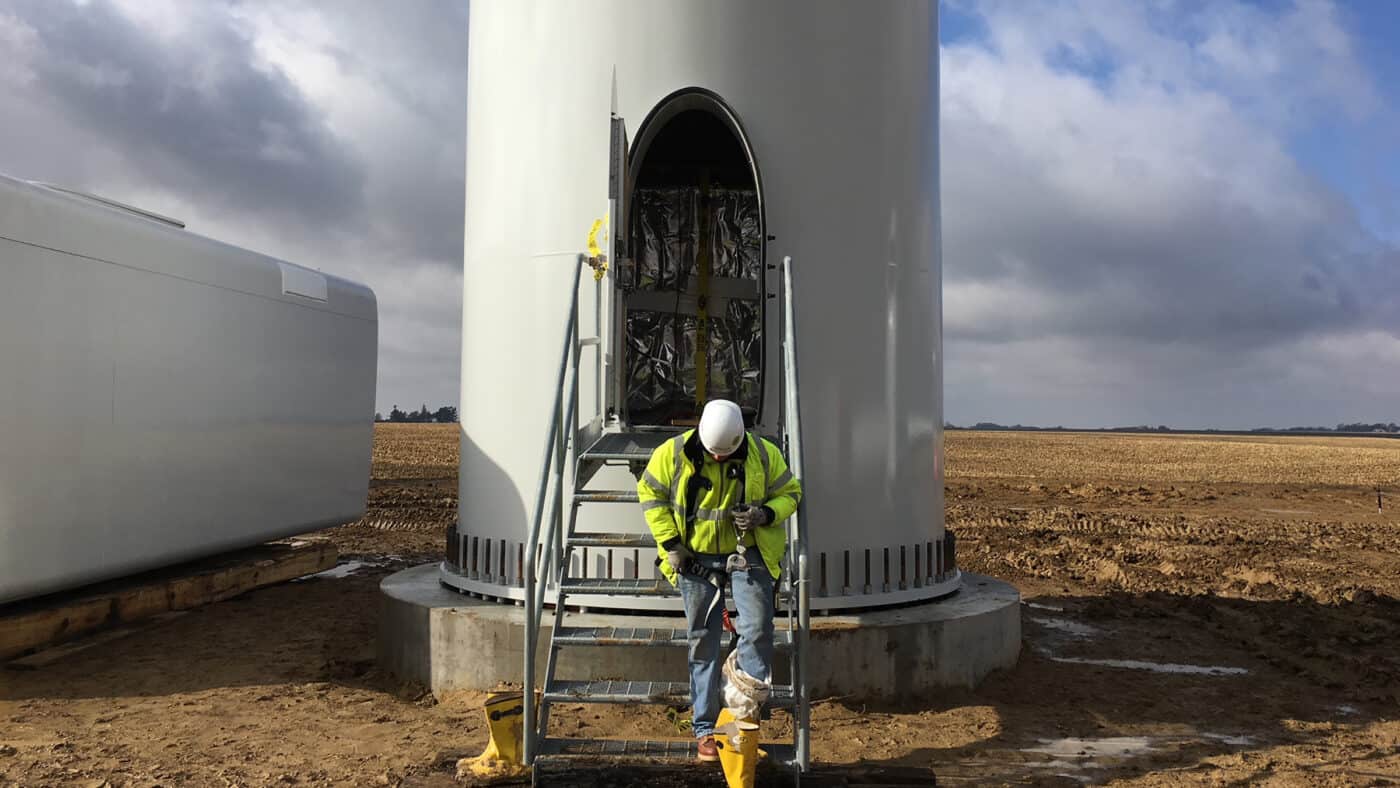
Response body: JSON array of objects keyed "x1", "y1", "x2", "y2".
[{"x1": 1, "y1": 1, "x2": 1396, "y2": 429}]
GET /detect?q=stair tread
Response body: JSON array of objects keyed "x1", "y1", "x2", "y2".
[
  {"x1": 543, "y1": 679, "x2": 793, "y2": 707},
  {"x1": 567, "y1": 532, "x2": 654, "y2": 548},
  {"x1": 553, "y1": 625, "x2": 794, "y2": 649},
  {"x1": 538, "y1": 738, "x2": 796, "y2": 764},
  {"x1": 573, "y1": 490, "x2": 641, "y2": 503},
  {"x1": 539, "y1": 737, "x2": 698, "y2": 759},
  {"x1": 558, "y1": 577, "x2": 676, "y2": 596},
  {"x1": 553, "y1": 626, "x2": 690, "y2": 646},
  {"x1": 557, "y1": 576, "x2": 794, "y2": 601}
]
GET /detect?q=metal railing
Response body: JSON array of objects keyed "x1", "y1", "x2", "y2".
[
  {"x1": 522, "y1": 256, "x2": 585, "y2": 764},
  {"x1": 780, "y1": 255, "x2": 811, "y2": 770},
  {"x1": 519, "y1": 252, "x2": 810, "y2": 770}
]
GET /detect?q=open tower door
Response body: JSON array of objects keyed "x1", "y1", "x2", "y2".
[
  {"x1": 606, "y1": 108, "x2": 628, "y2": 425},
  {"x1": 615, "y1": 89, "x2": 766, "y2": 428}
]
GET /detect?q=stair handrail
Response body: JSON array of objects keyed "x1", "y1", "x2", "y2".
[
  {"x1": 780, "y1": 254, "x2": 811, "y2": 770},
  {"x1": 523, "y1": 253, "x2": 806, "y2": 766},
  {"x1": 523, "y1": 255, "x2": 585, "y2": 765}
]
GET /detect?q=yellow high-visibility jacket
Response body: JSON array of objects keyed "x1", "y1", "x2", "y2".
[{"x1": 637, "y1": 429, "x2": 802, "y2": 584}]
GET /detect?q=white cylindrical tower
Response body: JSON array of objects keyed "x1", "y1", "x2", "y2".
[{"x1": 448, "y1": 0, "x2": 948, "y2": 610}]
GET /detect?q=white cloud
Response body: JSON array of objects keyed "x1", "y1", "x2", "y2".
[
  {"x1": 0, "y1": 0, "x2": 466, "y2": 414},
  {"x1": 104, "y1": 0, "x2": 193, "y2": 40},
  {"x1": 231, "y1": 2, "x2": 469, "y2": 265},
  {"x1": 3, "y1": 0, "x2": 1393, "y2": 427},
  {"x1": 942, "y1": 0, "x2": 1398, "y2": 427},
  {"x1": 0, "y1": 11, "x2": 40, "y2": 87}
]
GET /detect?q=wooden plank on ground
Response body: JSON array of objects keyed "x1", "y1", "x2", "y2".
[
  {"x1": 0, "y1": 539, "x2": 337, "y2": 661},
  {"x1": 6, "y1": 612, "x2": 189, "y2": 669}
]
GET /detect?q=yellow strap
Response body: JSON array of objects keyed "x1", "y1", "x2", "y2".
[
  {"x1": 695, "y1": 174, "x2": 710, "y2": 407},
  {"x1": 585, "y1": 214, "x2": 609, "y2": 282}
]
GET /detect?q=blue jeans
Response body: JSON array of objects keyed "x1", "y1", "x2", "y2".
[{"x1": 677, "y1": 546, "x2": 775, "y2": 739}]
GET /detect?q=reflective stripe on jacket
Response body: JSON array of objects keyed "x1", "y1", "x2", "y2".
[{"x1": 637, "y1": 429, "x2": 802, "y2": 584}]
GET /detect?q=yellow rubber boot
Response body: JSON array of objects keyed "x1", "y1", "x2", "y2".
[
  {"x1": 455, "y1": 692, "x2": 534, "y2": 784},
  {"x1": 713, "y1": 707, "x2": 762, "y2": 788}
]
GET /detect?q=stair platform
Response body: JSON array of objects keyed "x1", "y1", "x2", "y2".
[{"x1": 579, "y1": 431, "x2": 677, "y2": 463}]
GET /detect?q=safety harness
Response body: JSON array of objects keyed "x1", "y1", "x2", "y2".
[{"x1": 674, "y1": 432, "x2": 754, "y2": 631}]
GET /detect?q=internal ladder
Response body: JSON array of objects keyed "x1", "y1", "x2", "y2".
[{"x1": 519, "y1": 254, "x2": 812, "y2": 773}]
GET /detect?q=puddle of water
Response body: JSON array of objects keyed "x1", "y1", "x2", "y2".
[
  {"x1": 1023, "y1": 760, "x2": 1094, "y2": 781},
  {"x1": 1026, "y1": 736, "x2": 1156, "y2": 760},
  {"x1": 293, "y1": 558, "x2": 400, "y2": 581},
  {"x1": 1024, "y1": 732, "x2": 1255, "y2": 773},
  {"x1": 1028, "y1": 616, "x2": 1102, "y2": 638},
  {"x1": 1025, "y1": 602, "x2": 1065, "y2": 613},
  {"x1": 303, "y1": 561, "x2": 374, "y2": 580},
  {"x1": 1201, "y1": 733, "x2": 1256, "y2": 747},
  {"x1": 1049, "y1": 656, "x2": 1248, "y2": 676},
  {"x1": 1334, "y1": 705, "x2": 1359, "y2": 716}
]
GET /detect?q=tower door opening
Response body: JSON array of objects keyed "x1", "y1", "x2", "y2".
[{"x1": 620, "y1": 91, "x2": 765, "y2": 427}]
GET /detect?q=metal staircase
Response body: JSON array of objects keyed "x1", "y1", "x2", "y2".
[{"x1": 520, "y1": 254, "x2": 811, "y2": 773}]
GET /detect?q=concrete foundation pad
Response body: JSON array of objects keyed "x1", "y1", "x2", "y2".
[{"x1": 378, "y1": 563, "x2": 1020, "y2": 701}]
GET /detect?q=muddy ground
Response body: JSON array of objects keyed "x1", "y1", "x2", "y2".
[{"x1": 2, "y1": 426, "x2": 1398, "y2": 786}]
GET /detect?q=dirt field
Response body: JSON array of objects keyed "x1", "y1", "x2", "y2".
[{"x1": 3, "y1": 424, "x2": 1398, "y2": 786}]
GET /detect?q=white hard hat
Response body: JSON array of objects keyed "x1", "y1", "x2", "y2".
[{"x1": 698, "y1": 399, "x2": 745, "y2": 456}]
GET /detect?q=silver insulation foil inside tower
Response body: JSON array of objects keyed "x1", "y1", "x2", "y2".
[{"x1": 624, "y1": 187, "x2": 762, "y2": 424}]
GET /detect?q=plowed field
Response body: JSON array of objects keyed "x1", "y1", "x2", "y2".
[{"x1": 2, "y1": 425, "x2": 1397, "y2": 786}]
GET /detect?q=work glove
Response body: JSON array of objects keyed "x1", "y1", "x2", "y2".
[
  {"x1": 730, "y1": 504, "x2": 773, "y2": 531},
  {"x1": 665, "y1": 543, "x2": 692, "y2": 574}
]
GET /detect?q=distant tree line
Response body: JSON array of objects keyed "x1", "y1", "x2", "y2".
[
  {"x1": 375, "y1": 404, "x2": 458, "y2": 424},
  {"x1": 948, "y1": 422, "x2": 1173, "y2": 433},
  {"x1": 1331, "y1": 422, "x2": 1400, "y2": 433},
  {"x1": 945, "y1": 422, "x2": 1400, "y2": 434}
]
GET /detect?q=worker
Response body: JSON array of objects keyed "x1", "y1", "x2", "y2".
[{"x1": 637, "y1": 398, "x2": 803, "y2": 763}]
